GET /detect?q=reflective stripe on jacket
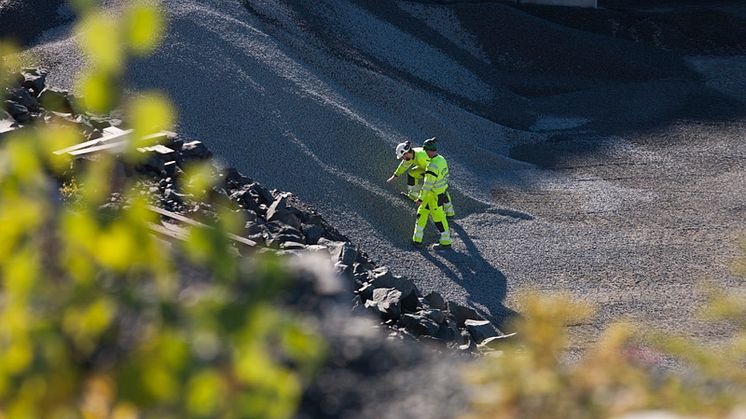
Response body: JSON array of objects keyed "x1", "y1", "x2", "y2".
[{"x1": 418, "y1": 154, "x2": 449, "y2": 201}]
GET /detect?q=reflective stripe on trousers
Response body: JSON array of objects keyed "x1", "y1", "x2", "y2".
[
  {"x1": 412, "y1": 195, "x2": 451, "y2": 245},
  {"x1": 412, "y1": 224, "x2": 425, "y2": 242}
]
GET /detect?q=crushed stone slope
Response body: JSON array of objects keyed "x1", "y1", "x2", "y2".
[{"x1": 26, "y1": 0, "x2": 746, "y2": 340}]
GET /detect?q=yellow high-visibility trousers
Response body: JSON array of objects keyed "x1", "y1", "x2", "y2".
[{"x1": 412, "y1": 194, "x2": 452, "y2": 245}]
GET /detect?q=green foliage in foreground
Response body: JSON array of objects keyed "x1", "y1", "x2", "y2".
[
  {"x1": 0, "y1": 2, "x2": 323, "y2": 418},
  {"x1": 465, "y1": 283, "x2": 746, "y2": 418}
]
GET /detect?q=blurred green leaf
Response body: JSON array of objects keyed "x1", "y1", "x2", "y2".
[
  {"x1": 77, "y1": 12, "x2": 123, "y2": 73},
  {"x1": 124, "y1": 2, "x2": 165, "y2": 56},
  {"x1": 77, "y1": 71, "x2": 118, "y2": 114},
  {"x1": 186, "y1": 369, "x2": 224, "y2": 416},
  {"x1": 182, "y1": 162, "x2": 216, "y2": 200}
]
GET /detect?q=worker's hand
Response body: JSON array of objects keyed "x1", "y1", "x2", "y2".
[
  {"x1": 415, "y1": 199, "x2": 422, "y2": 207},
  {"x1": 386, "y1": 175, "x2": 396, "y2": 183}
]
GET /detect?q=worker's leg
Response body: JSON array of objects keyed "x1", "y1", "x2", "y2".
[
  {"x1": 431, "y1": 201, "x2": 452, "y2": 246},
  {"x1": 443, "y1": 191, "x2": 455, "y2": 217},
  {"x1": 412, "y1": 201, "x2": 430, "y2": 244},
  {"x1": 406, "y1": 174, "x2": 422, "y2": 201}
]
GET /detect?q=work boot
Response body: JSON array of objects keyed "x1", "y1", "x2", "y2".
[
  {"x1": 431, "y1": 243, "x2": 452, "y2": 251},
  {"x1": 411, "y1": 241, "x2": 424, "y2": 249}
]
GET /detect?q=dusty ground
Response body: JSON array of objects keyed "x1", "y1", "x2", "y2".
[{"x1": 18, "y1": 0, "x2": 746, "y2": 347}]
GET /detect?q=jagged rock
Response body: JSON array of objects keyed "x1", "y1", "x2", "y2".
[
  {"x1": 367, "y1": 267, "x2": 414, "y2": 298},
  {"x1": 479, "y1": 333, "x2": 516, "y2": 350},
  {"x1": 222, "y1": 167, "x2": 253, "y2": 193},
  {"x1": 364, "y1": 287, "x2": 402, "y2": 320},
  {"x1": 365, "y1": 267, "x2": 420, "y2": 313},
  {"x1": 424, "y1": 309, "x2": 446, "y2": 324},
  {"x1": 459, "y1": 330, "x2": 476, "y2": 352},
  {"x1": 400, "y1": 313, "x2": 440, "y2": 337},
  {"x1": 6, "y1": 86, "x2": 40, "y2": 112},
  {"x1": 322, "y1": 239, "x2": 357, "y2": 268},
  {"x1": 448, "y1": 301, "x2": 483, "y2": 327},
  {"x1": 139, "y1": 153, "x2": 175, "y2": 177},
  {"x1": 333, "y1": 261, "x2": 353, "y2": 281},
  {"x1": 230, "y1": 187, "x2": 263, "y2": 214},
  {"x1": 243, "y1": 209, "x2": 258, "y2": 223},
  {"x1": 352, "y1": 264, "x2": 370, "y2": 288},
  {"x1": 433, "y1": 322, "x2": 459, "y2": 342},
  {"x1": 249, "y1": 182, "x2": 274, "y2": 206},
  {"x1": 38, "y1": 88, "x2": 74, "y2": 113},
  {"x1": 303, "y1": 244, "x2": 329, "y2": 254},
  {"x1": 4, "y1": 101, "x2": 30, "y2": 123},
  {"x1": 267, "y1": 194, "x2": 302, "y2": 230},
  {"x1": 244, "y1": 220, "x2": 264, "y2": 236},
  {"x1": 356, "y1": 281, "x2": 374, "y2": 302},
  {"x1": 464, "y1": 319, "x2": 500, "y2": 344},
  {"x1": 21, "y1": 69, "x2": 47, "y2": 96},
  {"x1": 281, "y1": 241, "x2": 306, "y2": 250},
  {"x1": 265, "y1": 223, "x2": 305, "y2": 248},
  {"x1": 71, "y1": 114, "x2": 98, "y2": 137},
  {"x1": 424, "y1": 291, "x2": 447, "y2": 310},
  {"x1": 85, "y1": 115, "x2": 112, "y2": 130},
  {"x1": 179, "y1": 140, "x2": 212, "y2": 160},
  {"x1": 1, "y1": 110, "x2": 19, "y2": 137},
  {"x1": 302, "y1": 223, "x2": 325, "y2": 244}
]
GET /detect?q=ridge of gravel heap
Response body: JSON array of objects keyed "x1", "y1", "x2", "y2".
[{"x1": 2, "y1": 68, "x2": 512, "y2": 354}]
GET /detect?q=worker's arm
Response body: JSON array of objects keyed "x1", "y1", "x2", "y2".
[
  {"x1": 417, "y1": 163, "x2": 438, "y2": 203},
  {"x1": 387, "y1": 160, "x2": 412, "y2": 183}
]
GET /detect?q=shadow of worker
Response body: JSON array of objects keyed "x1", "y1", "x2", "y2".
[{"x1": 420, "y1": 220, "x2": 517, "y2": 330}]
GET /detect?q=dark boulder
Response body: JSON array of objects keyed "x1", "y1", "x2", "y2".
[
  {"x1": 366, "y1": 267, "x2": 416, "y2": 300},
  {"x1": 4, "y1": 101, "x2": 30, "y2": 123},
  {"x1": 255, "y1": 183, "x2": 275, "y2": 206},
  {"x1": 333, "y1": 261, "x2": 353, "y2": 282},
  {"x1": 6, "y1": 86, "x2": 40, "y2": 112},
  {"x1": 400, "y1": 313, "x2": 440, "y2": 337},
  {"x1": 432, "y1": 322, "x2": 459, "y2": 342},
  {"x1": 447, "y1": 301, "x2": 483, "y2": 327},
  {"x1": 464, "y1": 319, "x2": 500, "y2": 345},
  {"x1": 263, "y1": 221, "x2": 303, "y2": 244},
  {"x1": 230, "y1": 187, "x2": 263, "y2": 214},
  {"x1": 301, "y1": 223, "x2": 325, "y2": 245},
  {"x1": 267, "y1": 193, "x2": 303, "y2": 230},
  {"x1": 459, "y1": 330, "x2": 476, "y2": 352},
  {"x1": 179, "y1": 140, "x2": 212, "y2": 160},
  {"x1": 424, "y1": 309, "x2": 446, "y2": 324},
  {"x1": 85, "y1": 115, "x2": 112, "y2": 130},
  {"x1": 280, "y1": 241, "x2": 306, "y2": 250},
  {"x1": 38, "y1": 88, "x2": 74, "y2": 113},
  {"x1": 21, "y1": 69, "x2": 47, "y2": 97},
  {"x1": 321, "y1": 240, "x2": 357, "y2": 268},
  {"x1": 424, "y1": 291, "x2": 447, "y2": 310},
  {"x1": 364, "y1": 287, "x2": 403, "y2": 320},
  {"x1": 222, "y1": 167, "x2": 253, "y2": 193}
]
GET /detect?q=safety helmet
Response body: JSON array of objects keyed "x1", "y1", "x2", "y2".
[
  {"x1": 395, "y1": 140, "x2": 412, "y2": 159},
  {"x1": 423, "y1": 137, "x2": 437, "y2": 151}
]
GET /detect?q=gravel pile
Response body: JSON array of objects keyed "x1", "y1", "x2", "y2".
[{"x1": 13, "y1": 0, "x2": 746, "y2": 350}]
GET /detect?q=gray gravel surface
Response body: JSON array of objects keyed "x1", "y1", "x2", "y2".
[{"x1": 24, "y1": 0, "x2": 746, "y2": 348}]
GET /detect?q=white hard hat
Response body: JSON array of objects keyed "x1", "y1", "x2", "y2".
[{"x1": 395, "y1": 141, "x2": 412, "y2": 159}]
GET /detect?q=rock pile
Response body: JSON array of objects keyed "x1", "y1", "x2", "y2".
[{"x1": 2, "y1": 69, "x2": 510, "y2": 353}]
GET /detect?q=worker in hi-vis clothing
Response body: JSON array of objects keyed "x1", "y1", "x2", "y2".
[
  {"x1": 386, "y1": 140, "x2": 430, "y2": 201},
  {"x1": 387, "y1": 140, "x2": 455, "y2": 217},
  {"x1": 413, "y1": 137, "x2": 452, "y2": 250}
]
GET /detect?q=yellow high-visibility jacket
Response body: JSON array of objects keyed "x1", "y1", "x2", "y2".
[
  {"x1": 392, "y1": 147, "x2": 430, "y2": 179},
  {"x1": 418, "y1": 154, "x2": 449, "y2": 202}
]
